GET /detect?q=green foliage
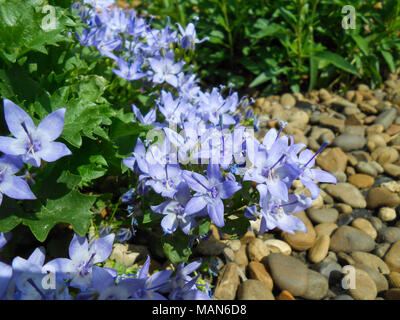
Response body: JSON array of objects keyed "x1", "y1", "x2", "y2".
[
  {"x1": 0, "y1": 0, "x2": 152, "y2": 242},
  {"x1": 142, "y1": 0, "x2": 400, "y2": 93}
]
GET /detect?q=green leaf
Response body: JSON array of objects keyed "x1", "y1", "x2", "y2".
[
  {"x1": 161, "y1": 233, "x2": 192, "y2": 264},
  {"x1": 381, "y1": 50, "x2": 396, "y2": 73},
  {"x1": 314, "y1": 51, "x2": 361, "y2": 77},
  {"x1": 308, "y1": 56, "x2": 319, "y2": 91},
  {"x1": 22, "y1": 190, "x2": 95, "y2": 242},
  {"x1": 220, "y1": 215, "x2": 250, "y2": 240},
  {"x1": 249, "y1": 72, "x2": 271, "y2": 87},
  {"x1": 351, "y1": 34, "x2": 370, "y2": 56}
]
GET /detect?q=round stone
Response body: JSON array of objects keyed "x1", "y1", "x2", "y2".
[
  {"x1": 389, "y1": 272, "x2": 400, "y2": 288},
  {"x1": 348, "y1": 174, "x2": 375, "y2": 188},
  {"x1": 301, "y1": 269, "x2": 329, "y2": 300},
  {"x1": 351, "y1": 251, "x2": 390, "y2": 275},
  {"x1": 213, "y1": 263, "x2": 240, "y2": 300},
  {"x1": 315, "y1": 223, "x2": 338, "y2": 237},
  {"x1": 237, "y1": 280, "x2": 275, "y2": 300},
  {"x1": 325, "y1": 183, "x2": 367, "y2": 208},
  {"x1": 247, "y1": 261, "x2": 273, "y2": 291},
  {"x1": 307, "y1": 208, "x2": 339, "y2": 224},
  {"x1": 330, "y1": 226, "x2": 375, "y2": 253},
  {"x1": 308, "y1": 235, "x2": 330, "y2": 264},
  {"x1": 366, "y1": 187, "x2": 400, "y2": 209},
  {"x1": 381, "y1": 227, "x2": 400, "y2": 244},
  {"x1": 351, "y1": 218, "x2": 377, "y2": 239},
  {"x1": 349, "y1": 268, "x2": 377, "y2": 300},
  {"x1": 384, "y1": 241, "x2": 400, "y2": 272},
  {"x1": 247, "y1": 238, "x2": 270, "y2": 262},
  {"x1": 264, "y1": 239, "x2": 291, "y2": 255},
  {"x1": 378, "y1": 207, "x2": 397, "y2": 222},
  {"x1": 266, "y1": 253, "x2": 309, "y2": 296},
  {"x1": 281, "y1": 211, "x2": 316, "y2": 251}
]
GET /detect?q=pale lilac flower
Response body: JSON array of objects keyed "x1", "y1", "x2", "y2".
[
  {"x1": 111, "y1": 57, "x2": 146, "y2": 81},
  {"x1": 184, "y1": 164, "x2": 241, "y2": 227},
  {"x1": 176, "y1": 22, "x2": 208, "y2": 50},
  {"x1": 151, "y1": 184, "x2": 197, "y2": 234},
  {"x1": 124, "y1": 256, "x2": 172, "y2": 300},
  {"x1": 0, "y1": 99, "x2": 71, "y2": 167},
  {"x1": 46, "y1": 233, "x2": 115, "y2": 290},
  {"x1": 256, "y1": 184, "x2": 309, "y2": 234},
  {"x1": 148, "y1": 51, "x2": 185, "y2": 87}
]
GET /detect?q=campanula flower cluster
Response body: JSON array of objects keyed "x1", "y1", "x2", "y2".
[
  {"x1": 72, "y1": 0, "x2": 338, "y2": 235},
  {"x1": 0, "y1": 232, "x2": 209, "y2": 300}
]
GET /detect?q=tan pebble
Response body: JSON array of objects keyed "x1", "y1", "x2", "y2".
[
  {"x1": 234, "y1": 244, "x2": 248, "y2": 271},
  {"x1": 381, "y1": 181, "x2": 400, "y2": 193},
  {"x1": 348, "y1": 174, "x2": 375, "y2": 188},
  {"x1": 385, "y1": 241, "x2": 400, "y2": 272},
  {"x1": 240, "y1": 230, "x2": 256, "y2": 245},
  {"x1": 351, "y1": 218, "x2": 377, "y2": 239},
  {"x1": 336, "y1": 203, "x2": 353, "y2": 214},
  {"x1": 264, "y1": 239, "x2": 292, "y2": 255},
  {"x1": 277, "y1": 290, "x2": 296, "y2": 300},
  {"x1": 248, "y1": 261, "x2": 274, "y2": 291},
  {"x1": 389, "y1": 272, "x2": 400, "y2": 288},
  {"x1": 282, "y1": 211, "x2": 316, "y2": 250},
  {"x1": 213, "y1": 263, "x2": 240, "y2": 300},
  {"x1": 247, "y1": 238, "x2": 270, "y2": 262},
  {"x1": 379, "y1": 207, "x2": 397, "y2": 222},
  {"x1": 315, "y1": 223, "x2": 338, "y2": 237},
  {"x1": 310, "y1": 194, "x2": 324, "y2": 209},
  {"x1": 349, "y1": 268, "x2": 377, "y2": 300},
  {"x1": 308, "y1": 235, "x2": 330, "y2": 264}
]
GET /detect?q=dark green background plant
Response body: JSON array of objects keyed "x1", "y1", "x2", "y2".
[{"x1": 140, "y1": 0, "x2": 400, "y2": 94}]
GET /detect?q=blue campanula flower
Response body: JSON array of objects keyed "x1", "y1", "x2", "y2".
[
  {"x1": 111, "y1": 57, "x2": 146, "y2": 81},
  {"x1": 46, "y1": 233, "x2": 115, "y2": 291},
  {"x1": 176, "y1": 22, "x2": 208, "y2": 50},
  {"x1": 123, "y1": 256, "x2": 172, "y2": 300},
  {"x1": 0, "y1": 99, "x2": 71, "y2": 167},
  {"x1": 183, "y1": 163, "x2": 241, "y2": 227},
  {"x1": 148, "y1": 51, "x2": 185, "y2": 87},
  {"x1": 151, "y1": 184, "x2": 198, "y2": 234}
]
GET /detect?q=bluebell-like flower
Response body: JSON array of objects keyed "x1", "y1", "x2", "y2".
[
  {"x1": 183, "y1": 164, "x2": 241, "y2": 227},
  {"x1": 256, "y1": 184, "x2": 310, "y2": 234},
  {"x1": 148, "y1": 51, "x2": 185, "y2": 87},
  {"x1": 124, "y1": 256, "x2": 172, "y2": 300},
  {"x1": 46, "y1": 233, "x2": 115, "y2": 290},
  {"x1": 151, "y1": 184, "x2": 197, "y2": 234},
  {"x1": 286, "y1": 143, "x2": 337, "y2": 199},
  {"x1": 111, "y1": 57, "x2": 146, "y2": 81},
  {"x1": 0, "y1": 99, "x2": 71, "y2": 167},
  {"x1": 176, "y1": 22, "x2": 208, "y2": 50}
]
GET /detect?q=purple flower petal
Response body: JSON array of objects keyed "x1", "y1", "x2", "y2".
[
  {"x1": 37, "y1": 141, "x2": 72, "y2": 162},
  {"x1": 3, "y1": 99, "x2": 35, "y2": 139},
  {"x1": 161, "y1": 213, "x2": 178, "y2": 234},
  {"x1": 311, "y1": 169, "x2": 337, "y2": 184},
  {"x1": 0, "y1": 175, "x2": 36, "y2": 200},
  {"x1": 207, "y1": 199, "x2": 224, "y2": 227},
  {"x1": 90, "y1": 233, "x2": 115, "y2": 264},
  {"x1": 37, "y1": 108, "x2": 66, "y2": 141},
  {"x1": 185, "y1": 196, "x2": 207, "y2": 215}
]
